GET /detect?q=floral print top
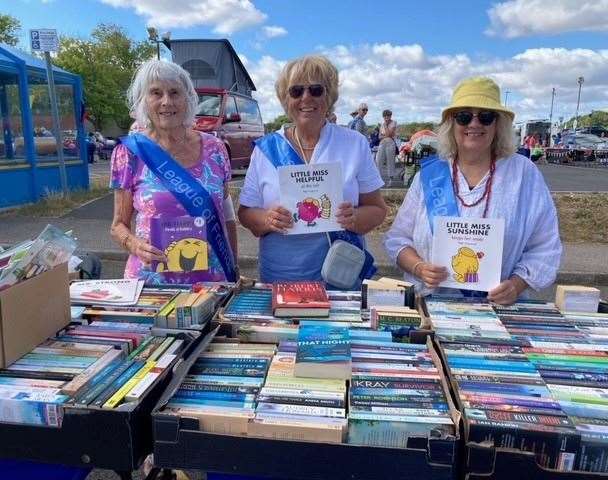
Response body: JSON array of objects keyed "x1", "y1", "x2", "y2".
[{"x1": 110, "y1": 132, "x2": 232, "y2": 284}]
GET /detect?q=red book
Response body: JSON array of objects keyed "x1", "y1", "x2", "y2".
[{"x1": 271, "y1": 281, "x2": 330, "y2": 318}]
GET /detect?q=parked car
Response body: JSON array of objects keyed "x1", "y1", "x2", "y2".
[{"x1": 193, "y1": 88, "x2": 264, "y2": 170}]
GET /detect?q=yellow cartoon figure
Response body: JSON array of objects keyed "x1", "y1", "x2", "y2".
[
  {"x1": 156, "y1": 238, "x2": 208, "y2": 273},
  {"x1": 451, "y1": 247, "x2": 483, "y2": 283}
]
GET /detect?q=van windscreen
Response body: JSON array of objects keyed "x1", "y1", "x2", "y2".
[{"x1": 196, "y1": 94, "x2": 221, "y2": 117}]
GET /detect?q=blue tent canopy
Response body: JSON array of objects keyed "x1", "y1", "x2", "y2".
[{"x1": 0, "y1": 43, "x2": 88, "y2": 208}]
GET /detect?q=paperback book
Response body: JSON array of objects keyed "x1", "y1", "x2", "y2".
[
  {"x1": 431, "y1": 216, "x2": 505, "y2": 292},
  {"x1": 278, "y1": 162, "x2": 343, "y2": 235}
]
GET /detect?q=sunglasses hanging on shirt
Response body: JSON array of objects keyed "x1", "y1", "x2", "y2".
[
  {"x1": 288, "y1": 84, "x2": 325, "y2": 99},
  {"x1": 453, "y1": 110, "x2": 497, "y2": 126}
]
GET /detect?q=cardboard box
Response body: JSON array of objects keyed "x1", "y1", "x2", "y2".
[{"x1": 0, "y1": 263, "x2": 69, "y2": 368}]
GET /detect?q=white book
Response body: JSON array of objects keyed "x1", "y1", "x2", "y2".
[
  {"x1": 431, "y1": 216, "x2": 504, "y2": 292},
  {"x1": 278, "y1": 162, "x2": 343, "y2": 235},
  {"x1": 70, "y1": 278, "x2": 144, "y2": 306}
]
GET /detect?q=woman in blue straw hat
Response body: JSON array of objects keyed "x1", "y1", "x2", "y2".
[{"x1": 384, "y1": 76, "x2": 561, "y2": 305}]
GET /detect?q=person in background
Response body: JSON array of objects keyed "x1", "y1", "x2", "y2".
[
  {"x1": 376, "y1": 109, "x2": 398, "y2": 180},
  {"x1": 109, "y1": 59, "x2": 238, "y2": 284},
  {"x1": 238, "y1": 55, "x2": 387, "y2": 285},
  {"x1": 384, "y1": 76, "x2": 561, "y2": 305},
  {"x1": 347, "y1": 110, "x2": 358, "y2": 129},
  {"x1": 86, "y1": 132, "x2": 97, "y2": 164},
  {"x1": 350, "y1": 102, "x2": 369, "y2": 137},
  {"x1": 327, "y1": 111, "x2": 337, "y2": 123}
]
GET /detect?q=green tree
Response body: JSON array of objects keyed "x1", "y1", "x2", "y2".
[
  {"x1": 564, "y1": 111, "x2": 608, "y2": 130},
  {"x1": 397, "y1": 122, "x2": 436, "y2": 139},
  {"x1": 54, "y1": 24, "x2": 155, "y2": 130},
  {"x1": 264, "y1": 114, "x2": 291, "y2": 133},
  {"x1": 0, "y1": 14, "x2": 20, "y2": 46}
]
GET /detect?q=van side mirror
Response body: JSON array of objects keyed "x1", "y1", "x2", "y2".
[{"x1": 224, "y1": 113, "x2": 241, "y2": 123}]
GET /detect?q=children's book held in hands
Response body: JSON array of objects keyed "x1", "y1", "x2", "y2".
[
  {"x1": 150, "y1": 216, "x2": 208, "y2": 279},
  {"x1": 278, "y1": 162, "x2": 343, "y2": 235},
  {"x1": 431, "y1": 216, "x2": 505, "y2": 292}
]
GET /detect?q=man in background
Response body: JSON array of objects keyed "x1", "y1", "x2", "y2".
[{"x1": 350, "y1": 103, "x2": 369, "y2": 137}]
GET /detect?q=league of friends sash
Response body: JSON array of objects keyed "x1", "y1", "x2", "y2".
[{"x1": 120, "y1": 133, "x2": 237, "y2": 282}]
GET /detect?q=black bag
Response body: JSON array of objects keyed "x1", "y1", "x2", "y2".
[{"x1": 77, "y1": 253, "x2": 102, "y2": 279}]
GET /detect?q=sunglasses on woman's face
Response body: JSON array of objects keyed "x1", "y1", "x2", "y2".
[
  {"x1": 454, "y1": 110, "x2": 497, "y2": 126},
  {"x1": 288, "y1": 84, "x2": 325, "y2": 99}
]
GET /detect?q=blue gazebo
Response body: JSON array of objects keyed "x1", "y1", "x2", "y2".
[{"x1": 0, "y1": 43, "x2": 88, "y2": 208}]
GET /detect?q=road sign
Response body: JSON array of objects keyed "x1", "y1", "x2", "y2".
[{"x1": 30, "y1": 29, "x2": 59, "y2": 52}]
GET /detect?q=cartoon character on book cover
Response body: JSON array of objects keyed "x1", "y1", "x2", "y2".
[
  {"x1": 451, "y1": 247, "x2": 484, "y2": 283},
  {"x1": 151, "y1": 216, "x2": 208, "y2": 273},
  {"x1": 293, "y1": 194, "x2": 331, "y2": 227}
]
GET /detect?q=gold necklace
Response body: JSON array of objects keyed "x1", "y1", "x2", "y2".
[{"x1": 293, "y1": 128, "x2": 316, "y2": 163}]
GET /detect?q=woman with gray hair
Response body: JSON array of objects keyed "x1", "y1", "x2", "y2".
[
  {"x1": 110, "y1": 59, "x2": 238, "y2": 284},
  {"x1": 384, "y1": 76, "x2": 561, "y2": 305},
  {"x1": 238, "y1": 55, "x2": 387, "y2": 286}
]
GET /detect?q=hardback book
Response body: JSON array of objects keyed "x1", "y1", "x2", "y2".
[
  {"x1": 150, "y1": 215, "x2": 208, "y2": 276},
  {"x1": 278, "y1": 162, "x2": 343, "y2": 235},
  {"x1": 294, "y1": 324, "x2": 351, "y2": 380},
  {"x1": 272, "y1": 281, "x2": 330, "y2": 317},
  {"x1": 431, "y1": 216, "x2": 505, "y2": 292}
]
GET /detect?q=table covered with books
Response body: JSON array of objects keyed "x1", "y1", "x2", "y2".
[{"x1": 1, "y1": 229, "x2": 608, "y2": 480}]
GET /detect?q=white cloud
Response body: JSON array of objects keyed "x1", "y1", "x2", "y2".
[
  {"x1": 244, "y1": 43, "x2": 608, "y2": 127},
  {"x1": 99, "y1": 0, "x2": 267, "y2": 33},
  {"x1": 262, "y1": 26, "x2": 288, "y2": 38},
  {"x1": 487, "y1": 0, "x2": 608, "y2": 38}
]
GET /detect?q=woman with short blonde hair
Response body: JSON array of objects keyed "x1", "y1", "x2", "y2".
[{"x1": 239, "y1": 55, "x2": 387, "y2": 286}]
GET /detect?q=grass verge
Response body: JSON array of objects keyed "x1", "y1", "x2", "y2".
[{"x1": 379, "y1": 190, "x2": 608, "y2": 243}]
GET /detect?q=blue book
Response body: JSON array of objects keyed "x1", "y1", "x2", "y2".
[{"x1": 295, "y1": 324, "x2": 351, "y2": 380}]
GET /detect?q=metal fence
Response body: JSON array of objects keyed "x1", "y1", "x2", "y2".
[{"x1": 544, "y1": 148, "x2": 608, "y2": 167}]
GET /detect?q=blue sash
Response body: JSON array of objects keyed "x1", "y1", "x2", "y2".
[
  {"x1": 255, "y1": 133, "x2": 376, "y2": 282},
  {"x1": 421, "y1": 156, "x2": 488, "y2": 298},
  {"x1": 419, "y1": 155, "x2": 460, "y2": 233},
  {"x1": 120, "y1": 133, "x2": 237, "y2": 282}
]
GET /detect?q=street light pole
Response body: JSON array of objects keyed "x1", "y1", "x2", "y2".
[
  {"x1": 549, "y1": 87, "x2": 556, "y2": 146},
  {"x1": 504, "y1": 90, "x2": 511, "y2": 107},
  {"x1": 574, "y1": 76, "x2": 584, "y2": 131}
]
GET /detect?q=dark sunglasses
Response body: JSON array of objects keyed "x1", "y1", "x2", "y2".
[
  {"x1": 454, "y1": 110, "x2": 497, "y2": 126},
  {"x1": 288, "y1": 84, "x2": 325, "y2": 99}
]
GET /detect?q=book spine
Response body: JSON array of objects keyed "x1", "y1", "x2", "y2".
[
  {"x1": 61, "y1": 348, "x2": 124, "y2": 395},
  {"x1": 90, "y1": 361, "x2": 145, "y2": 407},
  {"x1": 102, "y1": 361, "x2": 156, "y2": 409},
  {"x1": 73, "y1": 361, "x2": 135, "y2": 405},
  {"x1": 256, "y1": 402, "x2": 345, "y2": 418}
]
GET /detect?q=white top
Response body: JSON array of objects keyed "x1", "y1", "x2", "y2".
[
  {"x1": 383, "y1": 153, "x2": 562, "y2": 295},
  {"x1": 240, "y1": 122, "x2": 383, "y2": 208},
  {"x1": 380, "y1": 120, "x2": 397, "y2": 138},
  {"x1": 240, "y1": 122, "x2": 384, "y2": 283}
]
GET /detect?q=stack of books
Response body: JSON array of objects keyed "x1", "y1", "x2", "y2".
[
  {"x1": 427, "y1": 299, "x2": 510, "y2": 342},
  {"x1": 220, "y1": 284, "x2": 366, "y2": 345},
  {"x1": 370, "y1": 306, "x2": 422, "y2": 341},
  {"x1": 163, "y1": 342, "x2": 274, "y2": 435},
  {"x1": 249, "y1": 340, "x2": 348, "y2": 443},
  {"x1": 347, "y1": 331, "x2": 454, "y2": 448},
  {"x1": 294, "y1": 323, "x2": 351, "y2": 380},
  {"x1": 430, "y1": 298, "x2": 608, "y2": 472},
  {"x1": 0, "y1": 328, "x2": 185, "y2": 425}
]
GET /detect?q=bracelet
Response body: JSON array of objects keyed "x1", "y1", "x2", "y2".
[
  {"x1": 120, "y1": 232, "x2": 131, "y2": 251},
  {"x1": 412, "y1": 261, "x2": 424, "y2": 277}
]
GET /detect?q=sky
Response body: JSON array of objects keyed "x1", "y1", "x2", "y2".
[{"x1": 4, "y1": 0, "x2": 608, "y2": 126}]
